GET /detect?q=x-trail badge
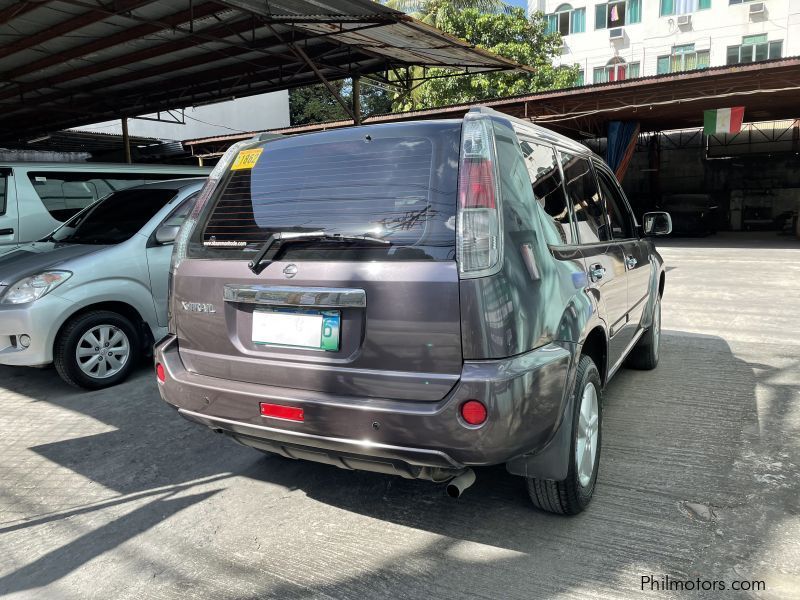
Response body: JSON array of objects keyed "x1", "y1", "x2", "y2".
[{"x1": 181, "y1": 301, "x2": 216, "y2": 313}]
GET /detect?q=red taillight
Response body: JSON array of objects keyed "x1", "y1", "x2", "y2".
[
  {"x1": 460, "y1": 400, "x2": 487, "y2": 426},
  {"x1": 156, "y1": 363, "x2": 165, "y2": 383},
  {"x1": 260, "y1": 403, "x2": 304, "y2": 422},
  {"x1": 459, "y1": 159, "x2": 496, "y2": 209}
]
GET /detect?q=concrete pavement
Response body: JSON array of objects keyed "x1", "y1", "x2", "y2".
[{"x1": 0, "y1": 232, "x2": 798, "y2": 599}]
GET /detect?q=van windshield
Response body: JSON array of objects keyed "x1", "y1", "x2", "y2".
[
  {"x1": 189, "y1": 125, "x2": 460, "y2": 261},
  {"x1": 50, "y1": 188, "x2": 177, "y2": 245}
]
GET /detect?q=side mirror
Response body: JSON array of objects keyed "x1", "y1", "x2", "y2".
[
  {"x1": 155, "y1": 224, "x2": 181, "y2": 245},
  {"x1": 642, "y1": 211, "x2": 673, "y2": 237}
]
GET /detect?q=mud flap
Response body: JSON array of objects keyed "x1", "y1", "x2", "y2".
[{"x1": 505, "y1": 351, "x2": 579, "y2": 482}]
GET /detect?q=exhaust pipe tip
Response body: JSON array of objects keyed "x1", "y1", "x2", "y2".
[{"x1": 446, "y1": 468, "x2": 476, "y2": 499}]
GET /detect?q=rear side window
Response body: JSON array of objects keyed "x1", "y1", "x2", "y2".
[
  {"x1": 28, "y1": 172, "x2": 191, "y2": 223},
  {"x1": 596, "y1": 168, "x2": 635, "y2": 239},
  {"x1": 193, "y1": 129, "x2": 459, "y2": 261},
  {"x1": 0, "y1": 169, "x2": 8, "y2": 215},
  {"x1": 560, "y1": 153, "x2": 609, "y2": 244},
  {"x1": 518, "y1": 139, "x2": 573, "y2": 244}
]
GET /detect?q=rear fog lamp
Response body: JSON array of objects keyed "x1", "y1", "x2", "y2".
[
  {"x1": 260, "y1": 403, "x2": 304, "y2": 422},
  {"x1": 156, "y1": 363, "x2": 166, "y2": 383},
  {"x1": 460, "y1": 400, "x2": 487, "y2": 426}
]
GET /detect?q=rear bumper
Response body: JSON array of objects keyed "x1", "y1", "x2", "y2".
[{"x1": 155, "y1": 335, "x2": 574, "y2": 474}]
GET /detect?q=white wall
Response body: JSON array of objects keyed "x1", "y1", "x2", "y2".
[
  {"x1": 73, "y1": 90, "x2": 290, "y2": 141},
  {"x1": 530, "y1": 0, "x2": 800, "y2": 83}
]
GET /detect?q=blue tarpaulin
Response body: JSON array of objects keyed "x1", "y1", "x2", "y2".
[{"x1": 606, "y1": 120, "x2": 640, "y2": 180}]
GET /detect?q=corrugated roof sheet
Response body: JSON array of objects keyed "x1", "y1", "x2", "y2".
[{"x1": 0, "y1": 0, "x2": 530, "y2": 146}]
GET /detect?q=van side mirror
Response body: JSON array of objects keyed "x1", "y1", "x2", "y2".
[
  {"x1": 155, "y1": 224, "x2": 181, "y2": 245},
  {"x1": 642, "y1": 211, "x2": 673, "y2": 237}
]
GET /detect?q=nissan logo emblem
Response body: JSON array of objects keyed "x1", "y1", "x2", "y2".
[{"x1": 283, "y1": 264, "x2": 298, "y2": 278}]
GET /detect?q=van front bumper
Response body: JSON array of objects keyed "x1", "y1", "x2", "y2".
[
  {"x1": 0, "y1": 295, "x2": 72, "y2": 366},
  {"x1": 155, "y1": 335, "x2": 575, "y2": 477}
]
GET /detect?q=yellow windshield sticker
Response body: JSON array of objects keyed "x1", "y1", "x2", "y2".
[{"x1": 231, "y1": 148, "x2": 263, "y2": 170}]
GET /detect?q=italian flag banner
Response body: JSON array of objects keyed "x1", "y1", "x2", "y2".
[{"x1": 704, "y1": 107, "x2": 745, "y2": 135}]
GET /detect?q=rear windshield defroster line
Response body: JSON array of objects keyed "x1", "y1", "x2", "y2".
[{"x1": 188, "y1": 127, "x2": 460, "y2": 262}]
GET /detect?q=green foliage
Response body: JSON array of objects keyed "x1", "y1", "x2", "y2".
[
  {"x1": 385, "y1": 0, "x2": 511, "y2": 24},
  {"x1": 289, "y1": 83, "x2": 348, "y2": 126},
  {"x1": 289, "y1": 3, "x2": 578, "y2": 122},
  {"x1": 394, "y1": 7, "x2": 579, "y2": 111},
  {"x1": 289, "y1": 80, "x2": 393, "y2": 126}
]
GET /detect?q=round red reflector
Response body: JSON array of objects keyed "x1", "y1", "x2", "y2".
[
  {"x1": 156, "y1": 363, "x2": 165, "y2": 383},
  {"x1": 460, "y1": 400, "x2": 487, "y2": 425}
]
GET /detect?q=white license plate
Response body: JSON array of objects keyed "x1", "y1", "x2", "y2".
[{"x1": 251, "y1": 309, "x2": 340, "y2": 351}]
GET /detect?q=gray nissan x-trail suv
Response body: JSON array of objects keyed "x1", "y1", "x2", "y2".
[{"x1": 155, "y1": 107, "x2": 672, "y2": 515}]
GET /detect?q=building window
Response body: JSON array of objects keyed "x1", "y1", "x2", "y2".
[
  {"x1": 546, "y1": 4, "x2": 586, "y2": 35},
  {"x1": 593, "y1": 58, "x2": 640, "y2": 83},
  {"x1": 576, "y1": 70, "x2": 584, "y2": 86},
  {"x1": 595, "y1": 0, "x2": 641, "y2": 29},
  {"x1": 660, "y1": 0, "x2": 711, "y2": 16},
  {"x1": 729, "y1": 0, "x2": 760, "y2": 4},
  {"x1": 726, "y1": 35, "x2": 783, "y2": 64},
  {"x1": 656, "y1": 44, "x2": 710, "y2": 74}
]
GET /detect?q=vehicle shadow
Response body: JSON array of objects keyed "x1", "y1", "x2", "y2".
[
  {"x1": 1, "y1": 328, "x2": 795, "y2": 598},
  {"x1": 5, "y1": 364, "x2": 258, "y2": 496}
]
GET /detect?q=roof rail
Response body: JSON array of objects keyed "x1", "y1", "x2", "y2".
[{"x1": 468, "y1": 105, "x2": 591, "y2": 156}]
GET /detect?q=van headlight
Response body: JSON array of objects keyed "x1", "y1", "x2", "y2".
[{"x1": 1, "y1": 271, "x2": 72, "y2": 304}]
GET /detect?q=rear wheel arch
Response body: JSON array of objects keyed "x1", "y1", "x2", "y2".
[
  {"x1": 580, "y1": 327, "x2": 608, "y2": 386},
  {"x1": 658, "y1": 271, "x2": 665, "y2": 298}
]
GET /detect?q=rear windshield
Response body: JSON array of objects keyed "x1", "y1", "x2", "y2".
[
  {"x1": 189, "y1": 125, "x2": 460, "y2": 261},
  {"x1": 51, "y1": 188, "x2": 177, "y2": 245}
]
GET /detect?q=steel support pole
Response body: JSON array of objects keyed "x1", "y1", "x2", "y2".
[
  {"x1": 121, "y1": 116, "x2": 132, "y2": 163},
  {"x1": 352, "y1": 76, "x2": 362, "y2": 125}
]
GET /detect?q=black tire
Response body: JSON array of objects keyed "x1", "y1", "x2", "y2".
[
  {"x1": 54, "y1": 310, "x2": 141, "y2": 390},
  {"x1": 625, "y1": 294, "x2": 661, "y2": 370},
  {"x1": 527, "y1": 355, "x2": 602, "y2": 515}
]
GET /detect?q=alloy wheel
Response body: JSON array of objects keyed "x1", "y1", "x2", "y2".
[
  {"x1": 75, "y1": 325, "x2": 130, "y2": 379},
  {"x1": 575, "y1": 382, "x2": 599, "y2": 488}
]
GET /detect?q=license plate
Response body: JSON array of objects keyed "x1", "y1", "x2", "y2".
[{"x1": 252, "y1": 308, "x2": 340, "y2": 351}]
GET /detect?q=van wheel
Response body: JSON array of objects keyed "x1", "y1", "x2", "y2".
[
  {"x1": 625, "y1": 295, "x2": 661, "y2": 370},
  {"x1": 526, "y1": 355, "x2": 602, "y2": 515},
  {"x1": 54, "y1": 311, "x2": 140, "y2": 390}
]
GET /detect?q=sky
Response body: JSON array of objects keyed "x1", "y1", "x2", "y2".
[{"x1": 505, "y1": 0, "x2": 528, "y2": 7}]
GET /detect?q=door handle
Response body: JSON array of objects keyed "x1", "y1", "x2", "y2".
[
  {"x1": 625, "y1": 256, "x2": 638, "y2": 269},
  {"x1": 589, "y1": 263, "x2": 606, "y2": 282},
  {"x1": 0, "y1": 228, "x2": 13, "y2": 236}
]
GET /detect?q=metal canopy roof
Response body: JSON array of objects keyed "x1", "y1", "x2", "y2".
[
  {"x1": 0, "y1": 0, "x2": 528, "y2": 146},
  {"x1": 183, "y1": 57, "x2": 800, "y2": 154}
]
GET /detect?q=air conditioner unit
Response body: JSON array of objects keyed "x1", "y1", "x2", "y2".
[
  {"x1": 677, "y1": 14, "x2": 692, "y2": 27},
  {"x1": 609, "y1": 27, "x2": 624, "y2": 40},
  {"x1": 749, "y1": 2, "x2": 766, "y2": 16}
]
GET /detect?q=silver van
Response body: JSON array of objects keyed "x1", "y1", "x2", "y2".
[
  {"x1": 0, "y1": 162, "x2": 208, "y2": 246},
  {"x1": 0, "y1": 179, "x2": 204, "y2": 388},
  {"x1": 156, "y1": 108, "x2": 671, "y2": 514}
]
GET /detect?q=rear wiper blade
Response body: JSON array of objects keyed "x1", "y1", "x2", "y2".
[{"x1": 247, "y1": 231, "x2": 390, "y2": 274}]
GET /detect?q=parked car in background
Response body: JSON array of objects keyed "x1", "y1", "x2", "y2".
[
  {"x1": 155, "y1": 108, "x2": 671, "y2": 515},
  {"x1": 0, "y1": 162, "x2": 208, "y2": 246},
  {"x1": 660, "y1": 194, "x2": 717, "y2": 236},
  {"x1": 0, "y1": 178, "x2": 204, "y2": 389}
]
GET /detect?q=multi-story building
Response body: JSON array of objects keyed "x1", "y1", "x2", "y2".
[{"x1": 529, "y1": 0, "x2": 800, "y2": 85}]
